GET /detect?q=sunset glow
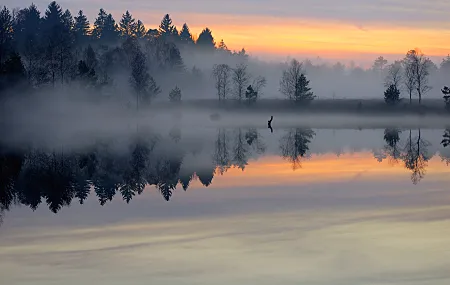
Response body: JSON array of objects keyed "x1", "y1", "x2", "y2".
[{"x1": 127, "y1": 10, "x2": 450, "y2": 63}]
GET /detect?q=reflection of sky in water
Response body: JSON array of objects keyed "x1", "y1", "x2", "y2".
[{"x1": 1, "y1": 128, "x2": 450, "y2": 285}]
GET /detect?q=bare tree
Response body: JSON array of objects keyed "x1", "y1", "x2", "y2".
[
  {"x1": 384, "y1": 60, "x2": 402, "y2": 89},
  {"x1": 252, "y1": 76, "x2": 267, "y2": 95},
  {"x1": 404, "y1": 49, "x2": 432, "y2": 104},
  {"x1": 212, "y1": 64, "x2": 231, "y2": 101},
  {"x1": 232, "y1": 63, "x2": 250, "y2": 101},
  {"x1": 403, "y1": 60, "x2": 416, "y2": 104},
  {"x1": 213, "y1": 128, "x2": 231, "y2": 174},
  {"x1": 401, "y1": 129, "x2": 430, "y2": 184},
  {"x1": 280, "y1": 59, "x2": 303, "y2": 100}
]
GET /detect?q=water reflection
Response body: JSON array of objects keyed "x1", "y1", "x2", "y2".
[{"x1": 0, "y1": 128, "x2": 449, "y2": 216}]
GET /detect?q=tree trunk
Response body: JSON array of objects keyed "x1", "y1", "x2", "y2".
[{"x1": 409, "y1": 91, "x2": 412, "y2": 105}]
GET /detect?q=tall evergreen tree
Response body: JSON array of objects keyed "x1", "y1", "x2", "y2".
[
  {"x1": 119, "y1": 10, "x2": 136, "y2": 38},
  {"x1": 293, "y1": 74, "x2": 315, "y2": 102},
  {"x1": 171, "y1": 26, "x2": 180, "y2": 42},
  {"x1": 60, "y1": 9, "x2": 76, "y2": 83},
  {"x1": 92, "y1": 8, "x2": 107, "y2": 40},
  {"x1": 13, "y1": 4, "x2": 42, "y2": 84},
  {"x1": 62, "y1": 9, "x2": 74, "y2": 31},
  {"x1": 92, "y1": 9, "x2": 118, "y2": 43},
  {"x1": 42, "y1": 1, "x2": 65, "y2": 86},
  {"x1": 43, "y1": 1, "x2": 63, "y2": 32},
  {"x1": 74, "y1": 10, "x2": 90, "y2": 46},
  {"x1": 158, "y1": 14, "x2": 173, "y2": 38},
  {"x1": 167, "y1": 43, "x2": 184, "y2": 71},
  {"x1": 134, "y1": 20, "x2": 146, "y2": 39},
  {"x1": 196, "y1": 28, "x2": 215, "y2": 50},
  {"x1": 179, "y1": 23, "x2": 194, "y2": 44},
  {"x1": 102, "y1": 13, "x2": 119, "y2": 43},
  {"x1": 0, "y1": 6, "x2": 13, "y2": 66}
]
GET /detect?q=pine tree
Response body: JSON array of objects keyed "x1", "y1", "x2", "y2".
[
  {"x1": 158, "y1": 14, "x2": 173, "y2": 38},
  {"x1": 42, "y1": 1, "x2": 64, "y2": 87},
  {"x1": 60, "y1": 9, "x2": 76, "y2": 83},
  {"x1": 0, "y1": 6, "x2": 13, "y2": 65},
  {"x1": 130, "y1": 49, "x2": 160, "y2": 109},
  {"x1": 384, "y1": 84, "x2": 401, "y2": 105},
  {"x1": 62, "y1": 9, "x2": 74, "y2": 31},
  {"x1": 134, "y1": 20, "x2": 146, "y2": 39},
  {"x1": 167, "y1": 43, "x2": 184, "y2": 71},
  {"x1": 102, "y1": 13, "x2": 119, "y2": 43},
  {"x1": 171, "y1": 26, "x2": 180, "y2": 42},
  {"x1": 92, "y1": 9, "x2": 118, "y2": 43},
  {"x1": 13, "y1": 4, "x2": 42, "y2": 84},
  {"x1": 43, "y1": 1, "x2": 63, "y2": 30},
  {"x1": 197, "y1": 28, "x2": 215, "y2": 49},
  {"x1": 294, "y1": 74, "x2": 315, "y2": 102},
  {"x1": 74, "y1": 10, "x2": 90, "y2": 46},
  {"x1": 119, "y1": 10, "x2": 136, "y2": 38},
  {"x1": 217, "y1": 39, "x2": 228, "y2": 51},
  {"x1": 92, "y1": 8, "x2": 107, "y2": 39},
  {"x1": 280, "y1": 59, "x2": 315, "y2": 102},
  {"x1": 179, "y1": 23, "x2": 194, "y2": 44}
]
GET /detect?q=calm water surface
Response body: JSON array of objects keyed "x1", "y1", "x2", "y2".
[{"x1": 1, "y1": 127, "x2": 450, "y2": 285}]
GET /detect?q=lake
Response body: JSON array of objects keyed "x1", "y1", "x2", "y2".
[{"x1": 1, "y1": 126, "x2": 450, "y2": 285}]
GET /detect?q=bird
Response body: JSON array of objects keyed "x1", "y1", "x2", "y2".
[{"x1": 268, "y1": 116, "x2": 273, "y2": 133}]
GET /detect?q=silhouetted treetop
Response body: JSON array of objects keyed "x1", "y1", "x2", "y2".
[
  {"x1": 0, "y1": 6, "x2": 14, "y2": 65},
  {"x1": 119, "y1": 10, "x2": 136, "y2": 38},
  {"x1": 159, "y1": 14, "x2": 174, "y2": 38},
  {"x1": 179, "y1": 23, "x2": 194, "y2": 44},
  {"x1": 196, "y1": 28, "x2": 215, "y2": 49},
  {"x1": 74, "y1": 10, "x2": 90, "y2": 45},
  {"x1": 134, "y1": 20, "x2": 146, "y2": 39}
]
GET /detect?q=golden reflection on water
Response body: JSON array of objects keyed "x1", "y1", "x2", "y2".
[{"x1": 196, "y1": 152, "x2": 450, "y2": 189}]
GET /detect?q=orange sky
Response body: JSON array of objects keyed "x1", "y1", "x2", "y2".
[
  {"x1": 130, "y1": 11, "x2": 450, "y2": 63},
  {"x1": 5, "y1": 1, "x2": 450, "y2": 64},
  {"x1": 187, "y1": 152, "x2": 450, "y2": 189}
]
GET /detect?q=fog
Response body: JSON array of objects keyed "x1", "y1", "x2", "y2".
[{"x1": 163, "y1": 46, "x2": 450, "y2": 100}]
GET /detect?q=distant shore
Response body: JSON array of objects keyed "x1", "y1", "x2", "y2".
[{"x1": 151, "y1": 98, "x2": 449, "y2": 116}]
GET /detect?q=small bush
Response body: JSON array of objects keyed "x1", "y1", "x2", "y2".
[
  {"x1": 384, "y1": 84, "x2": 400, "y2": 105},
  {"x1": 169, "y1": 86, "x2": 182, "y2": 102}
]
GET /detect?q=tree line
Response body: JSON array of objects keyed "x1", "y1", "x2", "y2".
[
  {"x1": 1, "y1": 2, "x2": 450, "y2": 109},
  {"x1": 0, "y1": 2, "x2": 249, "y2": 107}
]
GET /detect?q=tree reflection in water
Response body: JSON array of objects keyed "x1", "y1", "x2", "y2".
[{"x1": 0, "y1": 128, "x2": 448, "y2": 215}]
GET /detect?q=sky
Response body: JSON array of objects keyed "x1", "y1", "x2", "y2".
[{"x1": 4, "y1": 0, "x2": 450, "y2": 64}]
